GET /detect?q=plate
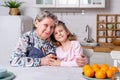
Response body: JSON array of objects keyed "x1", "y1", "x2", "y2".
[
  {"x1": 0, "y1": 68, "x2": 7, "y2": 73},
  {"x1": 0, "y1": 68, "x2": 7, "y2": 78},
  {"x1": 82, "y1": 72, "x2": 112, "y2": 80},
  {"x1": 0, "y1": 71, "x2": 16, "y2": 80}
]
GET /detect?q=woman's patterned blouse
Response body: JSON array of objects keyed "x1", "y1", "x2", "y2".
[{"x1": 10, "y1": 30, "x2": 56, "y2": 67}]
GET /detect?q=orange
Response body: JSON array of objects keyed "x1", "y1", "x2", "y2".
[
  {"x1": 91, "y1": 63, "x2": 100, "y2": 72},
  {"x1": 84, "y1": 68, "x2": 95, "y2": 77},
  {"x1": 106, "y1": 69, "x2": 113, "y2": 78},
  {"x1": 95, "y1": 70, "x2": 107, "y2": 79},
  {"x1": 100, "y1": 64, "x2": 109, "y2": 72},
  {"x1": 91, "y1": 63, "x2": 100, "y2": 69},
  {"x1": 100, "y1": 64, "x2": 109, "y2": 68},
  {"x1": 82, "y1": 64, "x2": 91, "y2": 72},
  {"x1": 93, "y1": 67, "x2": 100, "y2": 73},
  {"x1": 110, "y1": 66, "x2": 119, "y2": 73}
]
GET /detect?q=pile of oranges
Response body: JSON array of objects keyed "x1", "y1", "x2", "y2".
[{"x1": 82, "y1": 63, "x2": 119, "y2": 79}]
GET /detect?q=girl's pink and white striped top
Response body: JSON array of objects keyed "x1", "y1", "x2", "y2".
[{"x1": 56, "y1": 41, "x2": 83, "y2": 67}]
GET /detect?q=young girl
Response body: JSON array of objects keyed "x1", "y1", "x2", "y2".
[{"x1": 50, "y1": 21, "x2": 86, "y2": 67}]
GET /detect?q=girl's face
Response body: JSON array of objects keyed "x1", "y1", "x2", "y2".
[
  {"x1": 34, "y1": 17, "x2": 55, "y2": 40},
  {"x1": 54, "y1": 25, "x2": 69, "y2": 43}
]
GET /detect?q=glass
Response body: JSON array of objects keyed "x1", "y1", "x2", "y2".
[
  {"x1": 88, "y1": 0, "x2": 91, "y2": 4},
  {"x1": 36, "y1": 0, "x2": 43, "y2": 4},
  {"x1": 36, "y1": 0, "x2": 53, "y2": 5},
  {"x1": 68, "y1": 0, "x2": 78, "y2": 4},
  {"x1": 59, "y1": 0, "x2": 67, "y2": 4},
  {"x1": 93, "y1": 0, "x2": 102, "y2": 4},
  {"x1": 44, "y1": 0, "x2": 53, "y2": 4},
  {"x1": 82, "y1": 0, "x2": 89, "y2": 4}
]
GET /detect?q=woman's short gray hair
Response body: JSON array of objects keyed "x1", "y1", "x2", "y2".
[
  {"x1": 37, "y1": 11, "x2": 57, "y2": 22},
  {"x1": 33, "y1": 11, "x2": 58, "y2": 29}
]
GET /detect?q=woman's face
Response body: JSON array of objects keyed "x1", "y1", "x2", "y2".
[
  {"x1": 35, "y1": 17, "x2": 55, "y2": 40},
  {"x1": 54, "y1": 25, "x2": 69, "y2": 43}
]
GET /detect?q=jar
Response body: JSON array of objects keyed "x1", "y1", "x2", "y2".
[
  {"x1": 112, "y1": 72, "x2": 120, "y2": 80},
  {"x1": 99, "y1": 24, "x2": 104, "y2": 29}
]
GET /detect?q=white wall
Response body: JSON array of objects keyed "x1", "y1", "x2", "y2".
[{"x1": 0, "y1": 0, "x2": 120, "y2": 41}]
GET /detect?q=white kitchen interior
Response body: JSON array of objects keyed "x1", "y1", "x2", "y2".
[
  {"x1": 0, "y1": 16, "x2": 33, "y2": 64},
  {"x1": 0, "y1": 0, "x2": 120, "y2": 66}
]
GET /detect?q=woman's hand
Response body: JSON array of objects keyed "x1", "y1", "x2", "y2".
[
  {"x1": 40, "y1": 54, "x2": 57, "y2": 66},
  {"x1": 40, "y1": 57, "x2": 50, "y2": 66},
  {"x1": 76, "y1": 54, "x2": 88, "y2": 67},
  {"x1": 46, "y1": 54, "x2": 57, "y2": 59}
]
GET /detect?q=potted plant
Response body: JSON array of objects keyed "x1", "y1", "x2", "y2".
[{"x1": 1, "y1": 0, "x2": 24, "y2": 15}]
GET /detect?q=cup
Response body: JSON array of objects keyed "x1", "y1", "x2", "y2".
[
  {"x1": 107, "y1": 24, "x2": 113, "y2": 29},
  {"x1": 117, "y1": 24, "x2": 120, "y2": 29},
  {"x1": 99, "y1": 31, "x2": 104, "y2": 36},
  {"x1": 107, "y1": 38, "x2": 112, "y2": 43},
  {"x1": 107, "y1": 30, "x2": 112, "y2": 36},
  {"x1": 116, "y1": 31, "x2": 120, "y2": 36}
]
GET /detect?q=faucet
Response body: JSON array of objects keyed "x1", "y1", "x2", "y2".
[{"x1": 85, "y1": 25, "x2": 91, "y2": 43}]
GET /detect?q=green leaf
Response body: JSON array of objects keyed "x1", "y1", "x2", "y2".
[{"x1": 1, "y1": 0, "x2": 24, "y2": 8}]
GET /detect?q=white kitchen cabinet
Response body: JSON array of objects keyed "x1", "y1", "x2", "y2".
[
  {"x1": 35, "y1": 0, "x2": 79, "y2": 8},
  {"x1": 0, "y1": 16, "x2": 33, "y2": 64},
  {"x1": 35, "y1": 0, "x2": 55, "y2": 7},
  {"x1": 56, "y1": 0, "x2": 79, "y2": 8},
  {"x1": 90, "y1": 52, "x2": 113, "y2": 66},
  {"x1": 80, "y1": 0, "x2": 105, "y2": 8},
  {"x1": 35, "y1": 0, "x2": 105, "y2": 8}
]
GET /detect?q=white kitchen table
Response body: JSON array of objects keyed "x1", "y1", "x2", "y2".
[{"x1": 0, "y1": 64, "x2": 85, "y2": 80}]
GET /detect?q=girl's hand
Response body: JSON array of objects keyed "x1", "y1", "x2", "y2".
[
  {"x1": 40, "y1": 54, "x2": 57, "y2": 66},
  {"x1": 49, "y1": 59, "x2": 61, "y2": 66}
]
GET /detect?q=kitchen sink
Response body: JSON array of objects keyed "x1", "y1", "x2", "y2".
[{"x1": 80, "y1": 42, "x2": 98, "y2": 47}]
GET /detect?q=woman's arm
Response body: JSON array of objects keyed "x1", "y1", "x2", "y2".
[{"x1": 76, "y1": 54, "x2": 88, "y2": 67}]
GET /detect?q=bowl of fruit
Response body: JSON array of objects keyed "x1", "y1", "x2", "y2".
[{"x1": 82, "y1": 63, "x2": 119, "y2": 80}]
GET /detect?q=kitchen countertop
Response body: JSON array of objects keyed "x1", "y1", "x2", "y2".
[{"x1": 82, "y1": 43, "x2": 120, "y2": 53}]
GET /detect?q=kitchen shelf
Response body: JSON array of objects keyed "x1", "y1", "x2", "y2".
[{"x1": 96, "y1": 14, "x2": 120, "y2": 43}]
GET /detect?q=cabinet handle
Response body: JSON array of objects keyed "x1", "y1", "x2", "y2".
[{"x1": 21, "y1": 23, "x2": 24, "y2": 34}]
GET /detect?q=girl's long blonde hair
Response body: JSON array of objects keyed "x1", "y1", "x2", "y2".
[{"x1": 51, "y1": 21, "x2": 77, "y2": 47}]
